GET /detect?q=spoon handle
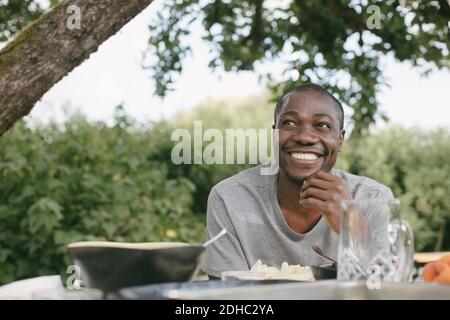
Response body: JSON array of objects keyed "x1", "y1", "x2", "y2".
[
  {"x1": 203, "y1": 228, "x2": 228, "y2": 247},
  {"x1": 312, "y1": 245, "x2": 337, "y2": 264}
]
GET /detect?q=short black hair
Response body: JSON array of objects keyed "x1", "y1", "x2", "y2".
[{"x1": 274, "y1": 84, "x2": 344, "y2": 130}]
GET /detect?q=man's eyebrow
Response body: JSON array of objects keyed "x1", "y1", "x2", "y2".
[
  {"x1": 280, "y1": 110, "x2": 299, "y2": 117},
  {"x1": 313, "y1": 113, "x2": 335, "y2": 120},
  {"x1": 280, "y1": 111, "x2": 335, "y2": 120}
]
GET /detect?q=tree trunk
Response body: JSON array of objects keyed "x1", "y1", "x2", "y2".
[
  {"x1": 0, "y1": 0, "x2": 154, "y2": 136},
  {"x1": 435, "y1": 221, "x2": 446, "y2": 252}
]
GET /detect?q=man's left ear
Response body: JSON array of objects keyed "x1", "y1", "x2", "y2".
[{"x1": 338, "y1": 130, "x2": 345, "y2": 152}]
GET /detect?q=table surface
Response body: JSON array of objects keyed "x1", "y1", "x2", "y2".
[{"x1": 167, "y1": 280, "x2": 450, "y2": 300}]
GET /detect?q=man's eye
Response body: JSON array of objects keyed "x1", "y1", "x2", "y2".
[
  {"x1": 282, "y1": 120, "x2": 296, "y2": 126},
  {"x1": 317, "y1": 122, "x2": 331, "y2": 129}
]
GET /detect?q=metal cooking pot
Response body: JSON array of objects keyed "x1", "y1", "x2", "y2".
[
  {"x1": 67, "y1": 242, "x2": 205, "y2": 294},
  {"x1": 310, "y1": 264, "x2": 337, "y2": 280}
]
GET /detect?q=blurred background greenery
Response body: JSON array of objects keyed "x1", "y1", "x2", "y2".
[{"x1": 0, "y1": 94, "x2": 449, "y2": 285}]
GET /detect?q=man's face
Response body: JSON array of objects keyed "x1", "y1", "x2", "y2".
[{"x1": 274, "y1": 91, "x2": 345, "y2": 184}]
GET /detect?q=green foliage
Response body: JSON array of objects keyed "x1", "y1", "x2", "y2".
[
  {"x1": 0, "y1": 109, "x2": 205, "y2": 285},
  {"x1": 0, "y1": 0, "x2": 55, "y2": 42}
]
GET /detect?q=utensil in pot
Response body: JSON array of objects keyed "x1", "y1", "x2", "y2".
[
  {"x1": 312, "y1": 245, "x2": 337, "y2": 265},
  {"x1": 203, "y1": 228, "x2": 228, "y2": 247}
]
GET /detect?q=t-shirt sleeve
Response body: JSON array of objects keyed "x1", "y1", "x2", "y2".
[
  {"x1": 200, "y1": 187, "x2": 249, "y2": 278},
  {"x1": 376, "y1": 185, "x2": 395, "y2": 202}
]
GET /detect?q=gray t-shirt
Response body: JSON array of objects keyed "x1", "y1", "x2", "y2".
[{"x1": 201, "y1": 165, "x2": 394, "y2": 278}]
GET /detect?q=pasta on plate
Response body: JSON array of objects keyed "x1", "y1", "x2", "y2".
[
  {"x1": 221, "y1": 260, "x2": 315, "y2": 281},
  {"x1": 249, "y1": 260, "x2": 315, "y2": 281}
]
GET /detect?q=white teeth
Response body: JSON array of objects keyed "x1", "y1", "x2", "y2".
[{"x1": 290, "y1": 153, "x2": 318, "y2": 161}]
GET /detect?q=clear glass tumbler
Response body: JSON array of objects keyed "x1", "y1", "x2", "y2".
[{"x1": 337, "y1": 199, "x2": 414, "y2": 284}]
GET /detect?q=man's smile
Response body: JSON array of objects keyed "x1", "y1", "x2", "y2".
[
  {"x1": 286, "y1": 151, "x2": 324, "y2": 166},
  {"x1": 289, "y1": 152, "x2": 320, "y2": 161}
]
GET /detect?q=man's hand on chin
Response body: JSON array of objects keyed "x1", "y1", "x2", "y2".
[{"x1": 298, "y1": 170, "x2": 352, "y2": 233}]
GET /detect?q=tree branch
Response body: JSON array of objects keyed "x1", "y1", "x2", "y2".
[
  {"x1": 0, "y1": 0, "x2": 154, "y2": 136},
  {"x1": 251, "y1": 0, "x2": 264, "y2": 43},
  {"x1": 437, "y1": 0, "x2": 450, "y2": 19}
]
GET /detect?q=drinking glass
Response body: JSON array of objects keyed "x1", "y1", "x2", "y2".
[{"x1": 337, "y1": 199, "x2": 414, "y2": 283}]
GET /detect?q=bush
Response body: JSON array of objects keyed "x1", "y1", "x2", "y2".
[{"x1": 0, "y1": 111, "x2": 204, "y2": 285}]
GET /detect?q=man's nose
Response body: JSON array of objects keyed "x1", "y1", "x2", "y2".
[{"x1": 292, "y1": 126, "x2": 319, "y2": 145}]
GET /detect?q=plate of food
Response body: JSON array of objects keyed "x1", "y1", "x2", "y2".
[{"x1": 221, "y1": 260, "x2": 316, "y2": 282}]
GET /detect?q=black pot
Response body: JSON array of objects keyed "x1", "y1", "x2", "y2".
[
  {"x1": 68, "y1": 242, "x2": 205, "y2": 294},
  {"x1": 310, "y1": 264, "x2": 337, "y2": 280}
]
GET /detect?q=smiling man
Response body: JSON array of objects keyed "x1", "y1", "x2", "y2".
[{"x1": 200, "y1": 84, "x2": 394, "y2": 279}]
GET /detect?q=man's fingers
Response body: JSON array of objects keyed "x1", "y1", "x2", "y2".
[
  {"x1": 300, "y1": 186, "x2": 329, "y2": 202},
  {"x1": 306, "y1": 170, "x2": 337, "y2": 182},
  {"x1": 300, "y1": 197, "x2": 327, "y2": 211},
  {"x1": 302, "y1": 177, "x2": 333, "y2": 191},
  {"x1": 303, "y1": 172, "x2": 351, "y2": 200}
]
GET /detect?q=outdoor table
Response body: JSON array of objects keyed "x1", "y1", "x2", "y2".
[
  {"x1": 155, "y1": 280, "x2": 450, "y2": 300},
  {"x1": 414, "y1": 252, "x2": 450, "y2": 264}
]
